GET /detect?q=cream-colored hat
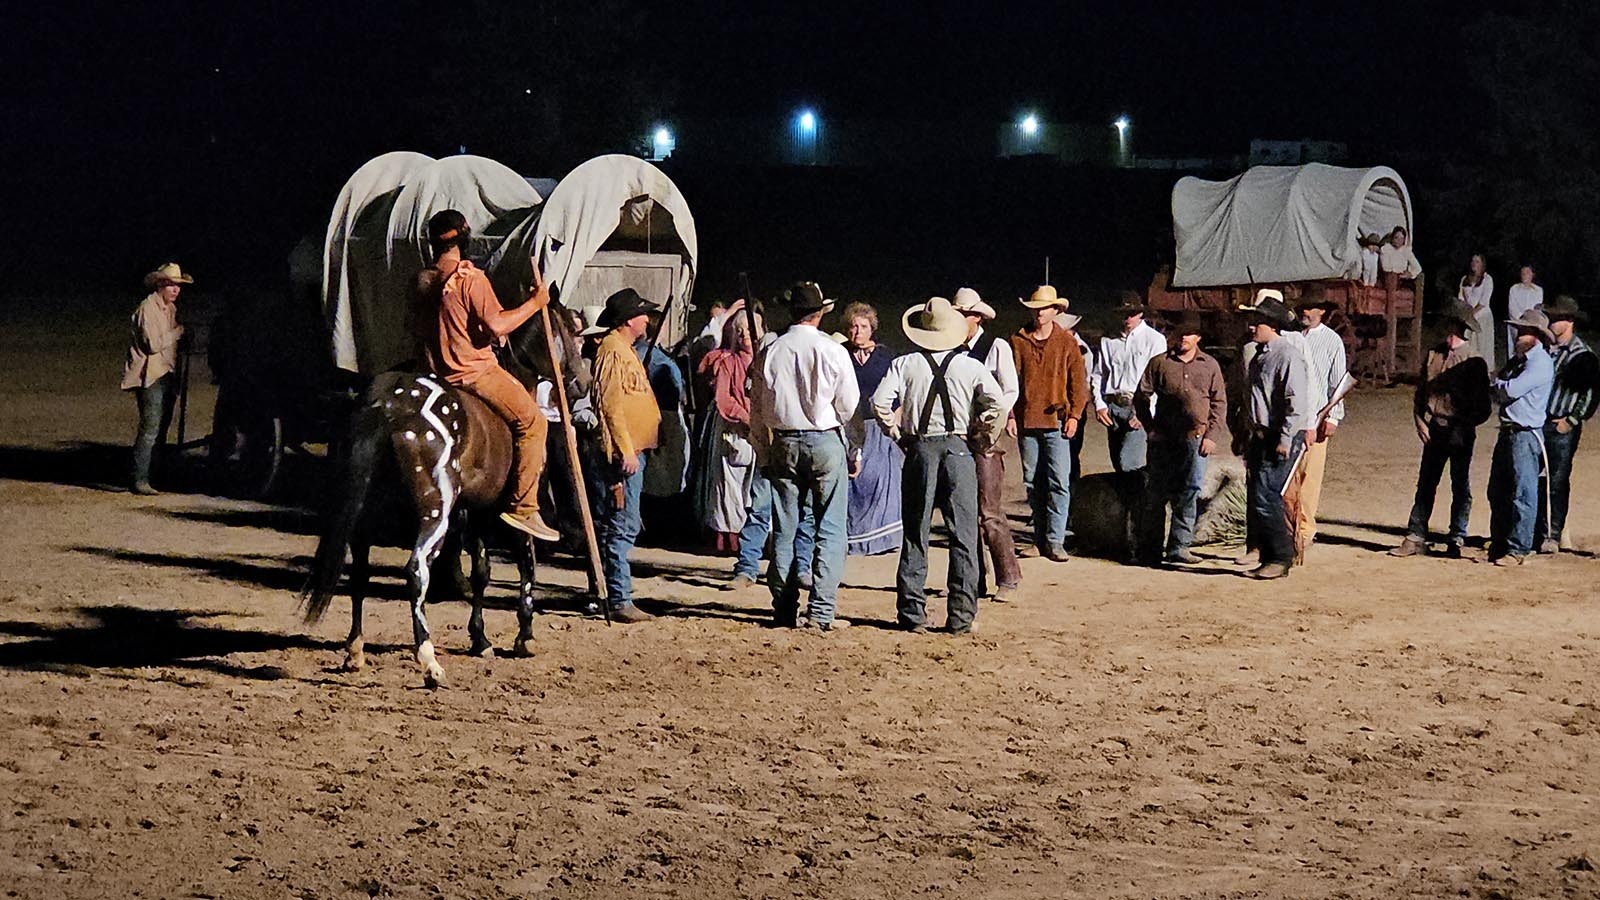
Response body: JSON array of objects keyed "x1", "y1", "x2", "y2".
[
  {"x1": 951, "y1": 287, "x2": 997, "y2": 320},
  {"x1": 143, "y1": 262, "x2": 194, "y2": 289},
  {"x1": 578, "y1": 304, "x2": 607, "y2": 336},
  {"x1": 1054, "y1": 311, "x2": 1082, "y2": 331},
  {"x1": 830, "y1": 331, "x2": 848, "y2": 344},
  {"x1": 902, "y1": 296, "x2": 970, "y2": 352},
  {"x1": 1021, "y1": 284, "x2": 1069, "y2": 310}
]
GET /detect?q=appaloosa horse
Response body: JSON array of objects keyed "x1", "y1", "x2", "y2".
[{"x1": 301, "y1": 304, "x2": 589, "y2": 687}]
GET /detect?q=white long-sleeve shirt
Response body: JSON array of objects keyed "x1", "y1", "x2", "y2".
[
  {"x1": 967, "y1": 325, "x2": 1019, "y2": 411},
  {"x1": 872, "y1": 350, "x2": 1004, "y2": 443},
  {"x1": 1506, "y1": 282, "x2": 1543, "y2": 321},
  {"x1": 1458, "y1": 273, "x2": 1494, "y2": 313},
  {"x1": 1089, "y1": 320, "x2": 1166, "y2": 411},
  {"x1": 1300, "y1": 323, "x2": 1348, "y2": 424},
  {"x1": 749, "y1": 323, "x2": 859, "y2": 434},
  {"x1": 1380, "y1": 244, "x2": 1422, "y2": 278}
]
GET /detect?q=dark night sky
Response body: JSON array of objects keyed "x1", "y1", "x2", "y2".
[{"x1": 5, "y1": 0, "x2": 1489, "y2": 289}]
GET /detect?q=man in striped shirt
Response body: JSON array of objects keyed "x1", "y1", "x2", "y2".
[
  {"x1": 1294, "y1": 287, "x2": 1348, "y2": 553},
  {"x1": 1536, "y1": 295, "x2": 1599, "y2": 553}
]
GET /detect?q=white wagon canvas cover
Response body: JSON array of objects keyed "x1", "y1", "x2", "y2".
[{"x1": 1171, "y1": 164, "x2": 1413, "y2": 288}]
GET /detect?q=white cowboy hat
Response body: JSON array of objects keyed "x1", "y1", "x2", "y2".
[
  {"x1": 951, "y1": 287, "x2": 997, "y2": 321},
  {"x1": 1020, "y1": 284, "x2": 1069, "y2": 310},
  {"x1": 143, "y1": 262, "x2": 194, "y2": 289},
  {"x1": 829, "y1": 331, "x2": 848, "y2": 343},
  {"x1": 1054, "y1": 311, "x2": 1082, "y2": 331},
  {"x1": 578, "y1": 304, "x2": 607, "y2": 336},
  {"x1": 901, "y1": 296, "x2": 969, "y2": 353}
]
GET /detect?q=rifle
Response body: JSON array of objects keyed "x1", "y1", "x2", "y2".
[{"x1": 1281, "y1": 372, "x2": 1356, "y2": 497}]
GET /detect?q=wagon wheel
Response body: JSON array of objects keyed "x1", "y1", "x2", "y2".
[
  {"x1": 238, "y1": 413, "x2": 285, "y2": 500},
  {"x1": 209, "y1": 390, "x2": 284, "y2": 500}
]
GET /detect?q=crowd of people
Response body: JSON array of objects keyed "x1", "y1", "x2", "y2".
[{"x1": 123, "y1": 220, "x2": 1597, "y2": 633}]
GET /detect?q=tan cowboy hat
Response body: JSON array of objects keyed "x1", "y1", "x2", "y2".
[
  {"x1": 1021, "y1": 284, "x2": 1069, "y2": 310},
  {"x1": 830, "y1": 331, "x2": 848, "y2": 343},
  {"x1": 902, "y1": 296, "x2": 969, "y2": 352},
  {"x1": 951, "y1": 287, "x2": 997, "y2": 320},
  {"x1": 578, "y1": 304, "x2": 608, "y2": 336},
  {"x1": 143, "y1": 262, "x2": 194, "y2": 289},
  {"x1": 1507, "y1": 307, "x2": 1555, "y2": 344}
]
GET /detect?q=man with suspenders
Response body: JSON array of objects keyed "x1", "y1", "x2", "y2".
[
  {"x1": 873, "y1": 297, "x2": 1006, "y2": 635},
  {"x1": 951, "y1": 288, "x2": 1023, "y2": 601}
]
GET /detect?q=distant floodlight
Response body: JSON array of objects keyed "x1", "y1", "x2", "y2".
[
  {"x1": 654, "y1": 127, "x2": 672, "y2": 146},
  {"x1": 1114, "y1": 116, "x2": 1130, "y2": 132},
  {"x1": 1020, "y1": 114, "x2": 1039, "y2": 136},
  {"x1": 798, "y1": 110, "x2": 817, "y2": 133}
]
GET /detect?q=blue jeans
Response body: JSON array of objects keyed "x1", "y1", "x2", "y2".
[
  {"x1": 1018, "y1": 429, "x2": 1072, "y2": 551},
  {"x1": 1105, "y1": 403, "x2": 1149, "y2": 473},
  {"x1": 1536, "y1": 421, "x2": 1581, "y2": 546},
  {"x1": 1106, "y1": 403, "x2": 1149, "y2": 553},
  {"x1": 765, "y1": 431, "x2": 848, "y2": 625},
  {"x1": 1489, "y1": 427, "x2": 1542, "y2": 558},
  {"x1": 594, "y1": 454, "x2": 645, "y2": 608},
  {"x1": 1246, "y1": 433, "x2": 1304, "y2": 566},
  {"x1": 131, "y1": 374, "x2": 175, "y2": 487},
  {"x1": 897, "y1": 436, "x2": 980, "y2": 632},
  {"x1": 1404, "y1": 422, "x2": 1475, "y2": 546},
  {"x1": 1143, "y1": 436, "x2": 1207, "y2": 559},
  {"x1": 734, "y1": 467, "x2": 815, "y2": 580}
]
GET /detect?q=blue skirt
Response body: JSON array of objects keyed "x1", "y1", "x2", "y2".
[{"x1": 848, "y1": 420, "x2": 904, "y2": 555}]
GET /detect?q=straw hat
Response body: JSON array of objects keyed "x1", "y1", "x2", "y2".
[
  {"x1": 951, "y1": 287, "x2": 997, "y2": 321},
  {"x1": 830, "y1": 331, "x2": 848, "y2": 343},
  {"x1": 1237, "y1": 288, "x2": 1296, "y2": 329},
  {"x1": 901, "y1": 296, "x2": 969, "y2": 352},
  {"x1": 1021, "y1": 285, "x2": 1069, "y2": 310},
  {"x1": 1507, "y1": 308, "x2": 1555, "y2": 344},
  {"x1": 1054, "y1": 311, "x2": 1082, "y2": 331},
  {"x1": 143, "y1": 262, "x2": 194, "y2": 289}
]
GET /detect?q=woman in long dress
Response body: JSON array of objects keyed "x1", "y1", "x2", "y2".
[
  {"x1": 696, "y1": 309, "x2": 759, "y2": 553},
  {"x1": 1504, "y1": 263, "x2": 1544, "y2": 359},
  {"x1": 1457, "y1": 253, "x2": 1496, "y2": 363},
  {"x1": 841, "y1": 303, "x2": 904, "y2": 556}
]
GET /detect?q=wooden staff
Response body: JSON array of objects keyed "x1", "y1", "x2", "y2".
[{"x1": 538, "y1": 297, "x2": 611, "y2": 625}]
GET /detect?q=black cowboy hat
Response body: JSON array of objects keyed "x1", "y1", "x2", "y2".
[
  {"x1": 1543, "y1": 294, "x2": 1588, "y2": 323},
  {"x1": 1163, "y1": 310, "x2": 1208, "y2": 338},
  {"x1": 1113, "y1": 290, "x2": 1148, "y2": 315},
  {"x1": 783, "y1": 281, "x2": 835, "y2": 315},
  {"x1": 1237, "y1": 289, "x2": 1297, "y2": 329},
  {"x1": 1442, "y1": 300, "x2": 1479, "y2": 333},
  {"x1": 1294, "y1": 284, "x2": 1338, "y2": 311},
  {"x1": 596, "y1": 287, "x2": 661, "y2": 328}
]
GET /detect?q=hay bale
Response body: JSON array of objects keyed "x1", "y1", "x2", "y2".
[
  {"x1": 1066, "y1": 457, "x2": 1248, "y2": 555},
  {"x1": 1192, "y1": 457, "x2": 1247, "y2": 548}
]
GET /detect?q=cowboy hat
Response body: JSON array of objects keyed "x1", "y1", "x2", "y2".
[
  {"x1": 1021, "y1": 285, "x2": 1069, "y2": 310},
  {"x1": 596, "y1": 287, "x2": 660, "y2": 328},
  {"x1": 830, "y1": 331, "x2": 848, "y2": 343},
  {"x1": 143, "y1": 262, "x2": 194, "y2": 289},
  {"x1": 1054, "y1": 310, "x2": 1082, "y2": 331},
  {"x1": 1164, "y1": 311, "x2": 1208, "y2": 337},
  {"x1": 784, "y1": 281, "x2": 834, "y2": 316},
  {"x1": 577, "y1": 304, "x2": 608, "y2": 336},
  {"x1": 1113, "y1": 291, "x2": 1149, "y2": 315},
  {"x1": 1294, "y1": 285, "x2": 1338, "y2": 311},
  {"x1": 951, "y1": 287, "x2": 997, "y2": 321},
  {"x1": 901, "y1": 296, "x2": 969, "y2": 353},
  {"x1": 1507, "y1": 307, "x2": 1555, "y2": 344},
  {"x1": 1441, "y1": 300, "x2": 1478, "y2": 332},
  {"x1": 1237, "y1": 288, "x2": 1296, "y2": 329},
  {"x1": 1542, "y1": 294, "x2": 1587, "y2": 323}
]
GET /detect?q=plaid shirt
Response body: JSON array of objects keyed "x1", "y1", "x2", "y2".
[{"x1": 1547, "y1": 335, "x2": 1600, "y2": 426}]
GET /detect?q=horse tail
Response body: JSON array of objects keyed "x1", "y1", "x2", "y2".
[{"x1": 301, "y1": 400, "x2": 386, "y2": 624}]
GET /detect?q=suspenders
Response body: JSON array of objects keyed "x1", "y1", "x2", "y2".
[{"x1": 917, "y1": 350, "x2": 959, "y2": 437}]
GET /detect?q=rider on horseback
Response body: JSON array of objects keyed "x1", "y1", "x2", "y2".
[{"x1": 418, "y1": 209, "x2": 561, "y2": 542}]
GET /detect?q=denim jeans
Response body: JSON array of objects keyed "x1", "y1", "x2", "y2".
[
  {"x1": 1018, "y1": 429, "x2": 1072, "y2": 551},
  {"x1": 1489, "y1": 426, "x2": 1543, "y2": 557},
  {"x1": 1105, "y1": 403, "x2": 1149, "y2": 554},
  {"x1": 897, "y1": 436, "x2": 980, "y2": 632},
  {"x1": 1246, "y1": 432, "x2": 1304, "y2": 566},
  {"x1": 734, "y1": 467, "x2": 815, "y2": 580},
  {"x1": 766, "y1": 431, "x2": 848, "y2": 625},
  {"x1": 1536, "y1": 421, "x2": 1581, "y2": 546},
  {"x1": 593, "y1": 454, "x2": 645, "y2": 609},
  {"x1": 1404, "y1": 423, "x2": 1476, "y2": 546},
  {"x1": 1142, "y1": 435, "x2": 1207, "y2": 560},
  {"x1": 131, "y1": 374, "x2": 176, "y2": 487}
]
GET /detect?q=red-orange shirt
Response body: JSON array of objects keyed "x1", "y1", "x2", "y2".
[{"x1": 420, "y1": 259, "x2": 503, "y2": 386}]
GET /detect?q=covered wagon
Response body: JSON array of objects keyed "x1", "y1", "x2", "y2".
[{"x1": 1147, "y1": 164, "x2": 1423, "y2": 380}]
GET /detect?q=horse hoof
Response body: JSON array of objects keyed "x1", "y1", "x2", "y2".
[
  {"x1": 340, "y1": 653, "x2": 365, "y2": 672},
  {"x1": 472, "y1": 644, "x2": 496, "y2": 659},
  {"x1": 423, "y1": 666, "x2": 445, "y2": 689},
  {"x1": 511, "y1": 640, "x2": 534, "y2": 658}
]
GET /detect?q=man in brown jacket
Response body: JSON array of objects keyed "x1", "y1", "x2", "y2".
[
  {"x1": 591, "y1": 288, "x2": 664, "y2": 622},
  {"x1": 1008, "y1": 285, "x2": 1090, "y2": 561},
  {"x1": 1134, "y1": 312, "x2": 1226, "y2": 565}
]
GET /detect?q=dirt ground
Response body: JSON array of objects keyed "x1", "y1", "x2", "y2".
[{"x1": 1, "y1": 300, "x2": 1597, "y2": 899}]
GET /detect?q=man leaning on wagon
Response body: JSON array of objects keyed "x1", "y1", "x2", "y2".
[
  {"x1": 1535, "y1": 295, "x2": 1598, "y2": 554},
  {"x1": 1391, "y1": 302, "x2": 1491, "y2": 559}
]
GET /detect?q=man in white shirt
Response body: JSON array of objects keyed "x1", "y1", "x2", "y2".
[
  {"x1": 1089, "y1": 293, "x2": 1167, "y2": 557},
  {"x1": 1294, "y1": 288, "x2": 1349, "y2": 554},
  {"x1": 748, "y1": 282, "x2": 859, "y2": 631},
  {"x1": 873, "y1": 297, "x2": 1004, "y2": 635},
  {"x1": 952, "y1": 287, "x2": 1022, "y2": 601}
]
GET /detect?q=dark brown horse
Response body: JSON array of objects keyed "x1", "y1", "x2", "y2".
[{"x1": 301, "y1": 304, "x2": 589, "y2": 687}]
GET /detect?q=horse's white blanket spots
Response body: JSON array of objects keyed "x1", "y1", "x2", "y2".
[
  {"x1": 410, "y1": 390, "x2": 420, "y2": 397},
  {"x1": 404, "y1": 430, "x2": 416, "y2": 441},
  {"x1": 425, "y1": 432, "x2": 435, "y2": 442}
]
